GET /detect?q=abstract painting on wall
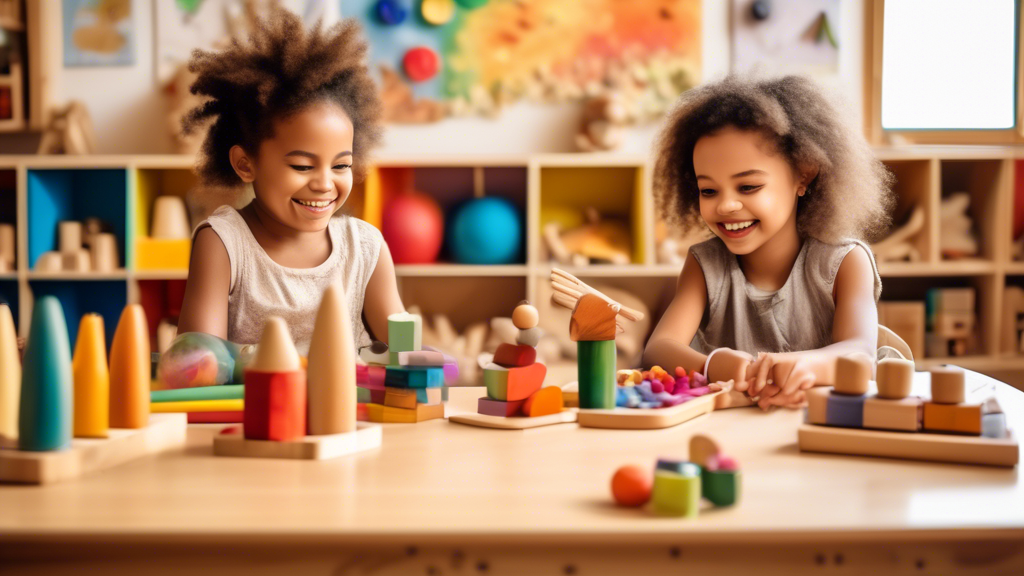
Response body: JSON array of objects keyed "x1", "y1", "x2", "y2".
[{"x1": 63, "y1": 0, "x2": 134, "y2": 67}]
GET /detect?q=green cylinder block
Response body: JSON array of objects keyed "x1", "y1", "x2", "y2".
[
  {"x1": 652, "y1": 469, "x2": 701, "y2": 518},
  {"x1": 577, "y1": 340, "x2": 616, "y2": 409},
  {"x1": 19, "y1": 296, "x2": 73, "y2": 452},
  {"x1": 702, "y1": 468, "x2": 741, "y2": 507}
]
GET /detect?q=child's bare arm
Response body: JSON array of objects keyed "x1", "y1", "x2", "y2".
[
  {"x1": 176, "y1": 226, "x2": 230, "y2": 339},
  {"x1": 362, "y1": 241, "x2": 405, "y2": 345},
  {"x1": 642, "y1": 252, "x2": 708, "y2": 373}
]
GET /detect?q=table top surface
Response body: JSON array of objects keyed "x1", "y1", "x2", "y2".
[{"x1": 1, "y1": 368, "x2": 1022, "y2": 546}]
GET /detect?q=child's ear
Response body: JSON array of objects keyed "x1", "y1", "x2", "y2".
[
  {"x1": 796, "y1": 163, "x2": 820, "y2": 196},
  {"x1": 229, "y1": 145, "x2": 256, "y2": 183}
]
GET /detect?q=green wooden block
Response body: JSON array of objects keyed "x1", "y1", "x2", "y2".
[
  {"x1": 356, "y1": 386, "x2": 371, "y2": 403},
  {"x1": 151, "y1": 384, "x2": 244, "y2": 403},
  {"x1": 577, "y1": 340, "x2": 616, "y2": 409},
  {"x1": 652, "y1": 469, "x2": 701, "y2": 518},
  {"x1": 387, "y1": 312, "x2": 422, "y2": 353},
  {"x1": 483, "y1": 364, "x2": 509, "y2": 399},
  {"x1": 702, "y1": 469, "x2": 741, "y2": 507}
]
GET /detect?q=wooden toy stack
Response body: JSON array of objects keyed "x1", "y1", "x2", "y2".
[
  {"x1": 0, "y1": 300, "x2": 186, "y2": 484},
  {"x1": 798, "y1": 358, "x2": 1018, "y2": 467},
  {"x1": 214, "y1": 284, "x2": 381, "y2": 459},
  {"x1": 572, "y1": 294, "x2": 618, "y2": 409},
  {"x1": 476, "y1": 301, "x2": 561, "y2": 418},
  {"x1": 925, "y1": 288, "x2": 975, "y2": 357},
  {"x1": 611, "y1": 434, "x2": 741, "y2": 517},
  {"x1": 358, "y1": 311, "x2": 456, "y2": 424}
]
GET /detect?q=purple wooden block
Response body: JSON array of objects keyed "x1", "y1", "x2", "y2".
[
  {"x1": 478, "y1": 397, "x2": 524, "y2": 417},
  {"x1": 443, "y1": 361, "x2": 459, "y2": 384},
  {"x1": 826, "y1": 393, "x2": 866, "y2": 428}
]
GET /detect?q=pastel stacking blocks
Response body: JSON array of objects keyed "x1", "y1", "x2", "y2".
[
  {"x1": 825, "y1": 393, "x2": 866, "y2": 428},
  {"x1": 108, "y1": 304, "x2": 151, "y2": 430},
  {"x1": 863, "y1": 397, "x2": 923, "y2": 432},
  {"x1": 72, "y1": 314, "x2": 110, "y2": 438},
  {"x1": 577, "y1": 340, "x2": 616, "y2": 409},
  {"x1": 396, "y1": 350, "x2": 446, "y2": 366},
  {"x1": 243, "y1": 317, "x2": 307, "y2": 442},
  {"x1": 923, "y1": 402, "x2": 982, "y2": 435},
  {"x1": 18, "y1": 296, "x2": 73, "y2": 452},
  {"x1": 388, "y1": 312, "x2": 422, "y2": 353},
  {"x1": 652, "y1": 467, "x2": 701, "y2": 517},
  {"x1": 385, "y1": 366, "x2": 444, "y2": 389}
]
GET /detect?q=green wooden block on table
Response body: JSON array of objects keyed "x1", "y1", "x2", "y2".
[
  {"x1": 151, "y1": 385, "x2": 244, "y2": 403},
  {"x1": 702, "y1": 468, "x2": 741, "y2": 507},
  {"x1": 577, "y1": 340, "x2": 616, "y2": 409},
  {"x1": 483, "y1": 364, "x2": 509, "y2": 399},
  {"x1": 387, "y1": 312, "x2": 422, "y2": 353}
]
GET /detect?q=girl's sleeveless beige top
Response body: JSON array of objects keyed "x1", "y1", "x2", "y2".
[{"x1": 194, "y1": 206, "x2": 382, "y2": 356}]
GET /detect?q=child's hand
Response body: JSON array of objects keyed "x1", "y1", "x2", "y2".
[
  {"x1": 749, "y1": 355, "x2": 816, "y2": 410},
  {"x1": 707, "y1": 348, "x2": 754, "y2": 389}
]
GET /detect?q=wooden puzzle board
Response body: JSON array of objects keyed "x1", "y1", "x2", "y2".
[
  {"x1": 0, "y1": 413, "x2": 187, "y2": 485},
  {"x1": 576, "y1": 388, "x2": 725, "y2": 430}
]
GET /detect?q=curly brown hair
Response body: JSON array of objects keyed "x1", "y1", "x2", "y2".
[
  {"x1": 182, "y1": 8, "x2": 384, "y2": 188},
  {"x1": 653, "y1": 75, "x2": 894, "y2": 244}
]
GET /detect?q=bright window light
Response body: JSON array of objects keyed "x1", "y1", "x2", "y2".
[{"x1": 881, "y1": 0, "x2": 1017, "y2": 130}]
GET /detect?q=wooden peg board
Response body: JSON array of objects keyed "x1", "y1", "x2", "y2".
[
  {"x1": 213, "y1": 422, "x2": 382, "y2": 460},
  {"x1": 797, "y1": 424, "x2": 1019, "y2": 467},
  {"x1": 448, "y1": 409, "x2": 578, "y2": 430}
]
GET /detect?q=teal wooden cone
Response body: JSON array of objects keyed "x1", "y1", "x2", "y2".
[{"x1": 18, "y1": 296, "x2": 73, "y2": 451}]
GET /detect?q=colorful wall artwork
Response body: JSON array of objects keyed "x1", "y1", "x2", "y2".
[
  {"x1": 63, "y1": 0, "x2": 135, "y2": 67},
  {"x1": 731, "y1": 0, "x2": 839, "y2": 77}
]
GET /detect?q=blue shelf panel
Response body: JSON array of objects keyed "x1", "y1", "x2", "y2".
[
  {"x1": 0, "y1": 280, "x2": 18, "y2": 330},
  {"x1": 27, "y1": 169, "x2": 128, "y2": 269},
  {"x1": 29, "y1": 280, "x2": 127, "y2": 351}
]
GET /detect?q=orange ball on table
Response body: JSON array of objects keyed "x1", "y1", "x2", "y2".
[{"x1": 611, "y1": 465, "x2": 652, "y2": 507}]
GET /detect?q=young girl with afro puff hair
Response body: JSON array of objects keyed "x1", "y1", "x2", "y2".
[
  {"x1": 176, "y1": 8, "x2": 405, "y2": 355},
  {"x1": 643, "y1": 75, "x2": 896, "y2": 411}
]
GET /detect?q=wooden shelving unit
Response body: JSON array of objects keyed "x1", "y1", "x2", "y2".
[{"x1": 0, "y1": 149, "x2": 1022, "y2": 386}]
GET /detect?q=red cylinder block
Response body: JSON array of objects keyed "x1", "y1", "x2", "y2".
[{"x1": 243, "y1": 370, "x2": 307, "y2": 441}]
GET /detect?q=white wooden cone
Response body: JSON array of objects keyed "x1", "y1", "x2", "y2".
[
  {"x1": 0, "y1": 304, "x2": 20, "y2": 445},
  {"x1": 151, "y1": 196, "x2": 191, "y2": 239},
  {"x1": 249, "y1": 317, "x2": 300, "y2": 372}
]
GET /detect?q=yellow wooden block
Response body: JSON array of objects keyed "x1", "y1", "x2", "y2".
[
  {"x1": 366, "y1": 402, "x2": 444, "y2": 423},
  {"x1": 863, "y1": 396, "x2": 922, "y2": 432},
  {"x1": 151, "y1": 399, "x2": 243, "y2": 413},
  {"x1": 136, "y1": 238, "x2": 191, "y2": 270},
  {"x1": 923, "y1": 402, "x2": 982, "y2": 435}
]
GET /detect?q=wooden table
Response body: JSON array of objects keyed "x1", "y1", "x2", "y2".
[{"x1": 2, "y1": 369, "x2": 1023, "y2": 575}]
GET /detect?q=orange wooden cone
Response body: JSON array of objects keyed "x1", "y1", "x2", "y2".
[
  {"x1": 108, "y1": 304, "x2": 150, "y2": 429},
  {"x1": 307, "y1": 283, "x2": 356, "y2": 435},
  {"x1": 73, "y1": 313, "x2": 109, "y2": 438}
]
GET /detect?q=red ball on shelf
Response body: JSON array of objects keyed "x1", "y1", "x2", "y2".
[
  {"x1": 403, "y1": 46, "x2": 440, "y2": 82},
  {"x1": 382, "y1": 192, "x2": 444, "y2": 264},
  {"x1": 611, "y1": 465, "x2": 652, "y2": 507}
]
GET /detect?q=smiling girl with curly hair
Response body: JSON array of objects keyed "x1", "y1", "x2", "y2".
[
  {"x1": 175, "y1": 7, "x2": 404, "y2": 355},
  {"x1": 644, "y1": 75, "x2": 895, "y2": 410}
]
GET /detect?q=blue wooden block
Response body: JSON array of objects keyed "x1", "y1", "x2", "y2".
[
  {"x1": 384, "y1": 366, "x2": 444, "y2": 389},
  {"x1": 826, "y1": 393, "x2": 866, "y2": 428},
  {"x1": 982, "y1": 413, "x2": 1007, "y2": 439}
]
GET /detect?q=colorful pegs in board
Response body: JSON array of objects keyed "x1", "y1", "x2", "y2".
[
  {"x1": 108, "y1": 304, "x2": 151, "y2": 429},
  {"x1": 73, "y1": 313, "x2": 109, "y2": 438},
  {"x1": 18, "y1": 296, "x2": 73, "y2": 452}
]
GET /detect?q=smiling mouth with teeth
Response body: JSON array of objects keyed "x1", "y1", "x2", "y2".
[
  {"x1": 293, "y1": 198, "x2": 335, "y2": 208},
  {"x1": 722, "y1": 220, "x2": 756, "y2": 231}
]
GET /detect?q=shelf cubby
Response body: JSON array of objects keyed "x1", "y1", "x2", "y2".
[
  {"x1": 398, "y1": 275, "x2": 527, "y2": 334},
  {"x1": 137, "y1": 279, "x2": 186, "y2": 351},
  {"x1": 0, "y1": 168, "x2": 15, "y2": 273},
  {"x1": 132, "y1": 168, "x2": 197, "y2": 271},
  {"x1": 939, "y1": 159, "x2": 1010, "y2": 264},
  {"x1": 28, "y1": 279, "x2": 127, "y2": 349},
  {"x1": 0, "y1": 279, "x2": 17, "y2": 328},
  {"x1": 878, "y1": 159, "x2": 936, "y2": 264}
]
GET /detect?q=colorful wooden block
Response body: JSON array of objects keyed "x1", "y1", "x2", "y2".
[
  {"x1": 577, "y1": 340, "x2": 616, "y2": 409},
  {"x1": 516, "y1": 327, "x2": 541, "y2": 347},
  {"x1": 384, "y1": 388, "x2": 418, "y2": 410},
  {"x1": 863, "y1": 396, "x2": 922, "y2": 432},
  {"x1": 243, "y1": 318, "x2": 306, "y2": 442},
  {"x1": 876, "y1": 358, "x2": 914, "y2": 400},
  {"x1": 805, "y1": 387, "x2": 830, "y2": 425},
  {"x1": 369, "y1": 388, "x2": 386, "y2": 404},
  {"x1": 387, "y1": 312, "x2": 422, "y2": 353},
  {"x1": 651, "y1": 469, "x2": 701, "y2": 518},
  {"x1": 825, "y1": 393, "x2": 866, "y2": 428},
  {"x1": 492, "y1": 343, "x2": 537, "y2": 368},
  {"x1": 18, "y1": 296, "x2": 73, "y2": 452},
  {"x1": 929, "y1": 366, "x2": 966, "y2": 404},
  {"x1": 108, "y1": 304, "x2": 151, "y2": 430},
  {"x1": 478, "y1": 397, "x2": 524, "y2": 417},
  {"x1": 833, "y1": 354, "x2": 871, "y2": 396},
  {"x1": 522, "y1": 385, "x2": 563, "y2": 417},
  {"x1": 151, "y1": 399, "x2": 243, "y2": 413},
  {"x1": 151, "y1": 385, "x2": 244, "y2": 403},
  {"x1": 483, "y1": 364, "x2": 509, "y2": 398},
  {"x1": 505, "y1": 362, "x2": 546, "y2": 401},
  {"x1": 356, "y1": 387, "x2": 371, "y2": 403},
  {"x1": 397, "y1": 350, "x2": 446, "y2": 366},
  {"x1": 385, "y1": 366, "x2": 444, "y2": 389},
  {"x1": 365, "y1": 402, "x2": 444, "y2": 423},
  {"x1": 365, "y1": 366, "x2": 386, "y2": 390},
  {"x1": 702, "y1": 469, "x2": 741, "y2": 507},
  {"x1": 923, "y1": 402, "x2": 982, "y2": 435},
  {"x1": 569, "y1": 294, "x2": 618, "y2": 342},
  {"x1": 982, "y1": 413, "x2": 1007, "y2": 439}
]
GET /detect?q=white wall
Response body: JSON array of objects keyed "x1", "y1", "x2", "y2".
[{"x1": 55, "y1": 0, "x2": 864, "y2": 156}]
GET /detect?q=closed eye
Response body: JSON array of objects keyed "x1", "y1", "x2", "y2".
[
  {"x1": 739, "y1": 184, "x2": 763, "y2": 193},
  {"x1": 333, "y1": 164, "x2": 352, "y2": 170},
  {"x1": 290, "y1": 165, "x2": 313, "y2": 172}
]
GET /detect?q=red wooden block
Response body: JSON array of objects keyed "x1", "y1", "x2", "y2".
[
  {"x1": 506, "y1": 362, "x2": 546, "y2": 401},
  {"x1": 478, "y1": 397, "x2": 525, "y2": 417},
  {"x1": 522, "y1": 386, "x2": 563, "y2": 417},
  {"x1": 493, "y1": 343, "x2": 537, "y2": 368},
  {"x1": 244, "y1": 370, "x2": 306, "y2": 442}
]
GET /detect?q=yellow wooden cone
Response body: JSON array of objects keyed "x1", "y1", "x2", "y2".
[
  {"x1": 108, "y1": 305, "x2": 150, "y2": 429},
  {"x1": 73, "y1": 313, "x2": 109, "y2": 438},
  {"x1": 0, "y1": 304, "x2": 20, "y2": 444},
  {"x1": 307, "y1": 283, "x2": 356, "y2": 435}
]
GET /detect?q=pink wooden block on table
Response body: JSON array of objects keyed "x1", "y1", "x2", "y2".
[{"x1": 478, "y1": 397, "x2": 525, "y2": 417}]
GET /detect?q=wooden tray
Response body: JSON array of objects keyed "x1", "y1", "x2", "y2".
[
  {"x1": 576, "y1": 388, "x2": 726, "y2": 430},
  {"x1": 798, "y1": 423, "x2": 1019, "y2": 467},
  {"x1": 448, "y1": 409, "x2": 578, "y2": 430},
  {"x1": 213, "y1": 422, "x2": 382, "y2": 460}
]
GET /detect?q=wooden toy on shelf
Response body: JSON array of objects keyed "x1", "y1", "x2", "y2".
[
  {"x1": 449, "y1": 301, "x2": 578, "y2": 430},
  {"x1": 0, "y1": 299, "x2": 186, "y2": 484},
  {"x1": 150, "y1": 196, "x2": 191, "y2": 240},
  {"x1": 925, "y1": 288, "x2": 975, "y2": 357},
  {"x1": 33, "y1": 219, "x2": 120, "y2": 273},
  {"x1": 798, "y1": 364, "x2": 1018, "y2": 467},
  {"x1": 877, "y1": 301, "x2": 925, "y2": 361},
  {"x1": 543, "y1": 208, "x2": 632, "y2": 266},
  {"x1": 870, "y1": 205, "x2": 925, "y2": 263},
  {"x1": 214, "y1": 285, "x2": 382, "y2": 460},
  {"x1": 938, "y1": 193, "x2": 978, "y2": 259}
]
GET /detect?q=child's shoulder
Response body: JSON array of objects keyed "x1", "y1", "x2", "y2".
[{"x1": 805, "y1": 238, "x2": 881, "y2": 301}]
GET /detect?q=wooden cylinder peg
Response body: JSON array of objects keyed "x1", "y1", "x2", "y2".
[
  {"x1": 833, "y1": 353, "x2": 872, "y2": 396},
  {"x1": 58, "y1": 221, "x2": 82, "y2": 254},
  {"x1": 876, "y1": 358, "x2": 914, "y2": 400},
  {"x1": 929, "y1": 366, "x2": 965, "y2": 404},
  {"x1": 91, "y1": 233, "x2": 118, "y2": 271}
]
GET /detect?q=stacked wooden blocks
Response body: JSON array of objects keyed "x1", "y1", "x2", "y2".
[
  {"x1": 214, "y1": 284, "x2": 381, "y2": 459},
  {"x1": 925, "y1": 288, "x2": 975, "y2": 358},
  {"x1": 34, "y1": 219, "x2": 119, "y2": 273},
  {"x1": 0, "y1": 299, "x2": 186, "y2": 484},
  {"x1": 357, "y1": 311, "x2": 457, "y2": 424},
  {"x1": 477, "y1": 302, "x2": 562, "y2": 418},
  {"x1": 799, "y1": 359, "x2": 1017, "y2": 467},
  {"x1": 573, "y1": 294, "x2": 618, "y2": 409}
]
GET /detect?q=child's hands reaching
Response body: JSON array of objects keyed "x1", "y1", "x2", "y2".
[{"x1": 745, "y1": 353, "x2": 816, "y2": 411}]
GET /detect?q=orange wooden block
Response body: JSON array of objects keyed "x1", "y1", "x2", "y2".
[
  {"x1": 384, "y1": 388, "x2": 418, "y2": 410},
  {"x1": 506, "y1": 362, "x2": 547, "y2": 401},
  {"x1": 522, "y1": 386, "x2": 563, "y2": 417},
  {"x1": 923, "y1": 402, "x2": 982, "y2": 435},
  {"x1": 569, "y1": 294, "x2": 617, "y2": 342},
  {"x1": 493, "y1": 343, "x2": 537, "y2": 368}
]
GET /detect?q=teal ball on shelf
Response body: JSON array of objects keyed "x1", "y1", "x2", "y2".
[{"x1": 447, "y1": 197, "x2": 522, "y2": 264}]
